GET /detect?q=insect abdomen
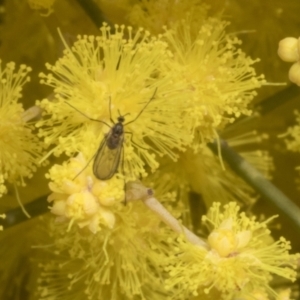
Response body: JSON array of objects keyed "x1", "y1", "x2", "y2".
[{"x1": 92, "y1": 131, "x2": 124, "y2": 180}]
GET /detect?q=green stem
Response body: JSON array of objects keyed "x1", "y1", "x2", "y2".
[
  {"x1": 75, "y1": 0, "x2": 108, "y2": 28},
  {"x1": 0, "y1": 195, "x2": 49, "y2": 229},
  {"x1": 256, "y1": 84, "x2": 300, "y2": 115},
  {"x1": 208, "y1": 140, "x2": 300, "y2": 231}
]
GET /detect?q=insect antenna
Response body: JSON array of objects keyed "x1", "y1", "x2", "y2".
[
  {"x1": 108, "y1": 96, "x2": 114, "y2": 124},
  {"x1": 120, "y1": 144, "x2": 127, "y2": 205},
  {"x1": 120, "y1": 88, "x2": 157, "y2": 152},
  {"x1": 65, "y1": 101, "x2": 111, "y2": 128}
]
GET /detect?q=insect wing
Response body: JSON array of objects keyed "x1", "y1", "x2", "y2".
[{"x1": 93, "y1": 132, "x2": 124, "y2": 180}]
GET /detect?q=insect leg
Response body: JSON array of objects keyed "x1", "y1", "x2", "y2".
[
  {"x1": 121, "y1": 142, "x2": 127, "y2": 205},
  {"x1": 125, "y1": 131, "x2": 149, "y2": 151},
  {"x1": 72, "y1": 152, "x2": 97, "y2": 180},
  {"x1": 108, "y1": 96, "x2": 114, "y2": 124}
]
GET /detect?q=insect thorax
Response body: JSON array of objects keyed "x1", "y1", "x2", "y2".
[{"x1": 106, "y1": 123, "x2": 124, "y2": 150}]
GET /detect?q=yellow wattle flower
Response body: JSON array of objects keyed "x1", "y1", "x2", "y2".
[
  {"x1": 207, "y1": 217, "x2": 252, "y2": 257},
  {"x1": 162, "y1": 18, "x2": 265, "y2": 149},
  {"x1": 0, "y1": 61, "x2": 43, "y2": 197},
  {"x1": 37, "y1": 24, "x2": 194, "y2": 182},
  {"x1": 164, "y1": 202, "x2": 299, "y2": 299},
  {"x1": 36, "y1": 198, "x2": 181, "y2": 299}
]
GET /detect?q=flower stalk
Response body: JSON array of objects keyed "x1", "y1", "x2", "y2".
[{"x1": 126, "y1": 181, "x2": 208, "y2": 249}]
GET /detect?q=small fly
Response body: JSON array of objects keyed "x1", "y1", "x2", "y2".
[
  {"x1": 92, "y1": 114, "x2": 125, "y2": 180},
  {"x1": 66, "y1": 88, "x2": 157, "y2": 181}
]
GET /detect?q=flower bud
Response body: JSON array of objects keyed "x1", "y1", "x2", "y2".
[
  {"x1": 289, "y1": 62, "x2": 300, "y2": 86},
  {"x1": 278, "y1": 37, "x2": 299, "y2": 62}
]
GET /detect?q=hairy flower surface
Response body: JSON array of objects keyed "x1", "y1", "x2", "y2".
[
  {"x1": 37, "y1": 24, "x2": 193, "y2": 181},
  {"x1": 164, "y1": 202, "x2": 299, "y2": 300},
  {"x1": 162, "y1": 18, "x2": 265, "y2": 148},
  {"x1": 0, "y1": 61, "x2": 43, "y2": 196}
]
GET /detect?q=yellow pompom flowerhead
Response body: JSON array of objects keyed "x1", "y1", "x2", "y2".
[
  {"x1": 37, "y1": 24, "x2": 193, "y2": 182},
  {"x1": 164, "y1": 202, "x2": 299, "y2": 300},
  {"x1": 162, "y1": 18, "x2": 266, "y2": 148},
  {"x1": 0, "y1": 61, "x2": 43, "y2": 197},
  {"x1": 37, "y1": 200, "x2": 180, "y2": 300}
]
